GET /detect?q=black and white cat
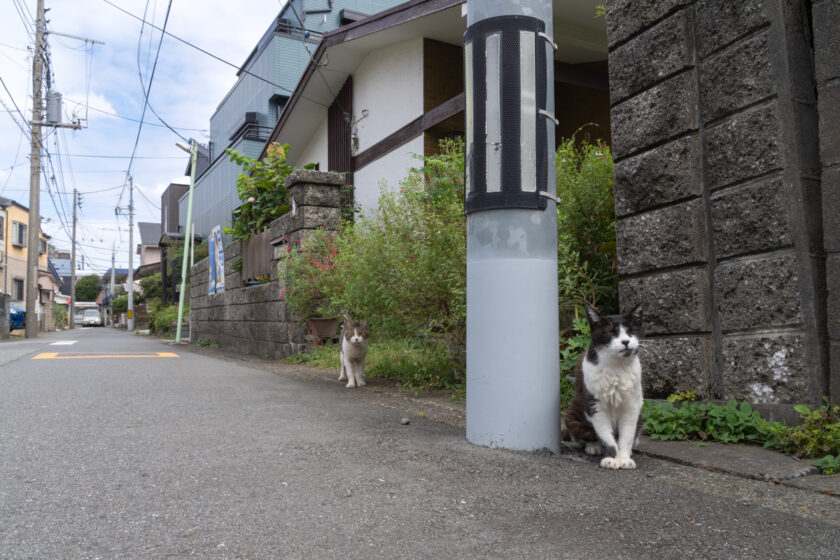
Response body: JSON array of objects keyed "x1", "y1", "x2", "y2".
[
  {"x1": 564, "y1": 304, "x2": 645, "y2": 469},
  {"x1": 339, "y1": 318, "x2": 369, "y2": 388}
]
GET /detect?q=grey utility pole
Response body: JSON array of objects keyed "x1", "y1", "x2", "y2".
[
  {"x1": 127, "y1": 177, "x2": 135, "y2": 331},
  {"x1": 69, "y1": 189, "x2": 77, "y2": 329},
  {"x1": 109, "y1": 247, "x2": 115, "y2": 327},
  {"x1": 464, "y1": 0, "x2": 559, "y2": 451},
  {"x1": 24, "y1": 0, "x2": 45, "y2": 338}
]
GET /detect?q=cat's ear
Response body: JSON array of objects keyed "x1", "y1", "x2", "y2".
[
  {"x1": 626, "y1": 303, "x2": 644, "y2": 328},
  {"x1": 585, "y1": 305, "x2": 603, "y2": 327}
]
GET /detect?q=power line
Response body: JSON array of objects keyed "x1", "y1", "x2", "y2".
[
  {"x1": 62, "y1": 95, "x2": 208, "y2": 132},
  {"x1": 120, "y1": 0, "x2": 174, "y2": 207},
  {"x1": 100, "y1": 0, "x2": 328, "y2": 107},
  {"x1": 0, "y1": 74, "x2": 33, "y2": 134},
  {"x1": 59, "y1": 153, "x2": 185, "y2": 159}
]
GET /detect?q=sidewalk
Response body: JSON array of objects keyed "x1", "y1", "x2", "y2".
[{"x1": 182, "y1": 343, "x2": 840, "y2": 499}]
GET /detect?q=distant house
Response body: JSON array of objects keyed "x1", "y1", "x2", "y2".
[
  {"x1": 178, "y1": 0, "x2": 406, "y2": 238},
  {"x1": 134, "y1": 221, "x2": 162, "y2": 280}
]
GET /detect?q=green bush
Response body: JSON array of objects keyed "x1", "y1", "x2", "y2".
[
  {"x1": 112, "y1": 294, "x2": 128, "y2": 314},
  {"x1": 556, "y1": 135, "x2": 618, "y2": 315},
  {"x1": 323, "y1": 138, "x2": 466, "y2": 341},
  {"x1": 54, "y1": 303, "x2": 67, "y2": 328},
  {"x1": 148, "y1": 304, "x2": 181, "y2": 334},
  {"x1": 277, "y1": 229, "x2": 339, "y2": 321},
  {"x1": 139, "y1": 273, "x2": 162, "y2": 301},
  {"x1": 224, "y1": 142, "x2": 304, "y2": 241},
  {"x1": 75, "y1": 274, "x2": 101, "y2": 302}
]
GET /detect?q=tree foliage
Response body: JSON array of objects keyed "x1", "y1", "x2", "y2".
[
  {"x1": 74, "y1": 274, "x2": 100, "y2": 302},
  {"x1": 224, "y1": 142, "x2": 299, "y2": 241}
]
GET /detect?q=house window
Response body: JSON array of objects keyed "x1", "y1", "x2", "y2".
[
  {"x1": 0, "y1": 215, "x2": 4, "y2": 241},
  {"x1": 12, "y1": 221, "x2": 26, "y2": 247},
  {"x1": 39, "y1": 238, "x2": 47, "y2": 254},
  {"x1": 13, "y1": 278, "x2": 24, "y2": 300}
]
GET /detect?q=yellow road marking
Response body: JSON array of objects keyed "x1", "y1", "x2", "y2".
[{"x1": 32, "y1": 352, "x2": 179, "y2": 360}]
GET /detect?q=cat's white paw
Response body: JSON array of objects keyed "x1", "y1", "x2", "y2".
[
  {"x1": 600, "y1": 457, "x2": 621, "y2": 469},
  {"x1": 346, "y1": 381, "x2": 356, "y2": 388},
  {"x1": 585, "y1": 443, "x2": 603, "y2": 456},
  {"x1": 617, "y1": 456, "x2": 637, "y2": 470},
  {"x1": 357, "y1": 380, "x2": 366, "y2": 387}
]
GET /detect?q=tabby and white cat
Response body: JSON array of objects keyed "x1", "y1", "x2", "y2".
[
  {"x1": 339, "y1": 318, "x2": 369, "y2": 388},
  {"x1": 564, "y1": 304, "x2": 645, "y2": 469}
]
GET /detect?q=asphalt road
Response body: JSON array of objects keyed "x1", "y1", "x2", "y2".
[{"x1": 1, "y1": 328, "x2": 839, "y2": 559}]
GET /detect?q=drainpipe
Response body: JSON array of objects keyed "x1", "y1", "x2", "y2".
[{"x1": 464, "y1": 0, "x2": 559, "y2": 451}]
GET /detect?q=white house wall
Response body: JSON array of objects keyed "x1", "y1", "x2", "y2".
[
  {"x1": 353, "y1": 37, "x2": 424, "y2": 152},
  {"x1": 295, "y1": 117, "x2": 329, "y2": 170},
  {"x1": 353, "y1": 135, "x2": 425, "y2": 214}
]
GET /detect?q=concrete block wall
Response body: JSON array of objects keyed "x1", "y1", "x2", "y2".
[
  {"x1": 814, "y1": 0, "x2": 840, "y2": 402},
  {"x1": 606, "y1": 0, "x2": 831, "y2": 408},
  {"x1": 189, "y1": 170, "x2": 344, "y2": 359}
]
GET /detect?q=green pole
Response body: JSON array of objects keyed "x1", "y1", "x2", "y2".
[{"x1": 175, "y1": 141, "x2": 197, "y2": 343}]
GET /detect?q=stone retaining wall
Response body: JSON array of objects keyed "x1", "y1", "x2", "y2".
[
  {"x1": 606, "y1": 0, "x2": 833, "y2": 409},
  {"x1": 189, "y1": 170, "x2": 343, "y2": 358}
]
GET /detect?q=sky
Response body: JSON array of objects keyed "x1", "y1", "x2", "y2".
[{"x1": 0, "y1": 0, "x2": 286, "y2": 275}]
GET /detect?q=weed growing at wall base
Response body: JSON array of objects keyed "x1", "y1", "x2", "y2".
[{"x1": 643, "y1": 399, "x2": 840, "y2": 474}]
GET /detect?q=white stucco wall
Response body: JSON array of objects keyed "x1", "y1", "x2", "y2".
[
  {"x1": 353, "y1": 37, "x2": 424, "y2": 152},
  {"x1": 353, "y1": 135, "x2": 425, "y2": 215},
  {"x1": 295, "y1": 117, "x2": 329, "y2": 170}
]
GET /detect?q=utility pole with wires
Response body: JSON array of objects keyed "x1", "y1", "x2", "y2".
[
  {"x1": 127, "y1": 177, "x2": 135, "y2": 331},
  {"x1": 24, "y1": 0, "x2": 45, "y2": 338},
  {"x1": 116, "y1": 178, "x2": 135, "y2": 330},
  {"x1": 24, "y1": 0, "x2": 101, "y2": 337},
  {"x1": 69, "y1": 188, "x2": 78, "y2": 329},
  {"x1": 109, "y1": 247, "x2": 115, "y2": 327}
]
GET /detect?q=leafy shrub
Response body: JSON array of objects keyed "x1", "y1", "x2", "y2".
[
  {"x1": 278, "y1": 229, "x2": 339, "y2": 321},
  {"x1": 148, "y1": 304, "x2": 181, "y2": 334},
  {"x1": 559, "y1": 316, "x2": 590, "y2": 377},
  {"x1": 140, "y1": 273, "x2": 162, "y2": 301},
  {"x1": 556, "y1": 135, "x2": 618, "y2": 314},
  {"x1": 112, "y1": 294, "x2": 128, "y2": 314},
  {"x1": 54, "y1": 303, "x2": 67, "y2": 328},
  {"x1": 323, "y1": 138, "x2": 466, "y2": 340},
  {"x1": 224, "y1": 142, "x2": 299, "y2": 241}
]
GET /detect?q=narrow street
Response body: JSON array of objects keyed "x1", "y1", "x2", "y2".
[{"x1": 1, "y1": 329, "x2": 838, "y2": 559}]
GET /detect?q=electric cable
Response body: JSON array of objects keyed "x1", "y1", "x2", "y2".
[{"x1": 100, "y1": 0, "x2": 329, "y2": 108}]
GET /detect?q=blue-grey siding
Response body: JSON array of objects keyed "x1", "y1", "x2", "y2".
[{"x1": 185, "y1": 0, "x2": 404, "y2": 238}]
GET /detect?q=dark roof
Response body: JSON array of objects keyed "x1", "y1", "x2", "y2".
[
  {"x1": 137, "y1": 222, "x2": 162, "y2": 246},
  {"x1": 100, "y1": 268, "x2": 130, "y2": 282}
]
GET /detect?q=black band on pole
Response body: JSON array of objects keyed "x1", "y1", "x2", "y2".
[{"x1": 464, "y1": 15, "x2": 551, "y2": 214}]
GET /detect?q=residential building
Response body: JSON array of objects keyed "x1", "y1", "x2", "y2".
[
  {"x1": 0, "y1": 196, "x2": 55, "y2": 322},
  {"x1": 135, "y1": 221, "x2": 162, "y2": 279},
  {"x1": 265, "y1": 0, "x2": 609, "y2": 213},
  {"x1": 178, "y1": 0, "x2": 405, "y2": 237}
]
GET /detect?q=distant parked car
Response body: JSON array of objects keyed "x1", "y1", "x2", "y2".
[
  {"x1": 9, "y1": 305, "x2": 25, "y2": 330},
  {"x1": 74, "y1": 310, "x2": 85, "y2": 324},
  {"x1": 82, "y1": 309, "x2": 102, "y2": 327}
]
